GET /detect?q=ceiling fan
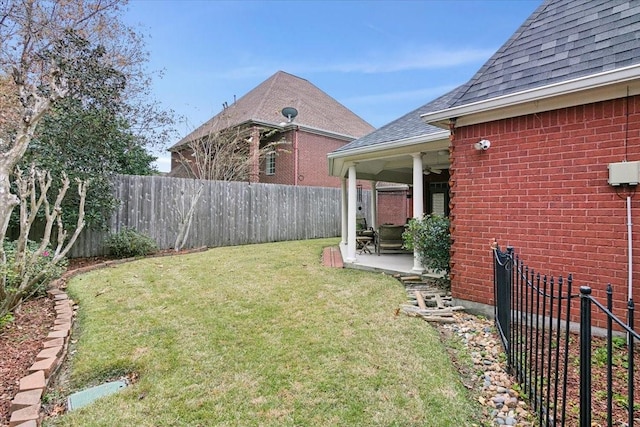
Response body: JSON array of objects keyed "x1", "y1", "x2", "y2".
[{"x1": 423, "y1": 167, "x2": 443, "y2": 175}]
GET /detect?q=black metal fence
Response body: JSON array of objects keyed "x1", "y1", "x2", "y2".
[{"x1": 493, "y1": 245, "x2": 639, "y2": 426}]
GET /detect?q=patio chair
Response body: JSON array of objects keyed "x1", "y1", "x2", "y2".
[
  {"x1": 356, "y1": 217, "x2": 375, "y2": 254},
  {"x1": 375, "y1": 224, "x2": 408, "y2": 255}
]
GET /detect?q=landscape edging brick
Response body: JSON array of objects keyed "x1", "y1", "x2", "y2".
[{"x1": 7, "y1": 246, "x2": 208, "y2": 426}]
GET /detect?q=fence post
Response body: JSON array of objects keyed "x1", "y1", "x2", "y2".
[
  {"x1": 580, "y1": 286, "x2": 592, "y2": 427},
  {"x1": 493, "y1": 245, "x2": 513, "y2": 360}
]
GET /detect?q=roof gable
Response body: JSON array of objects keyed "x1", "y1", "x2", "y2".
[
  {"x1": 450, "y1": 0, "x2": 640, "y2": 107},
  {"x1": 172, "y1": 71, "x2": 374, "y2": 149},
  {"x1": 333, "y1": 86, "x2": 463, "y2": 153}
]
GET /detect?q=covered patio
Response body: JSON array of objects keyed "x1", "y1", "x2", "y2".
[
  {"x1": 327, "y1": 91, "x2": 458, "y2": 274},
  {"x1": 339, "y1": 245, "x2": 415, "y2": 275}
]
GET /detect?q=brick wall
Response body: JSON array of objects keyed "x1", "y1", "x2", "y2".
[
  {"x1": 297, "y1": 131, "x2": 350, "y2": 187},
  {"x1": 260, "y1": 129, "x2": 371, "y2": 189},
  {"x1": 450, "y1": 96, "x2": 640, "y2": 327},
  {"x1": 260, "y1": 130, "x2": 296, "y2": 185},
  {"x1": 378, "y1": 190, "x2": 409, "y2": 225}
]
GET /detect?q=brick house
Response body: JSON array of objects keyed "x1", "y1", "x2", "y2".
[
  {"x1": 169, "y1": 71, "x2": 374, "y2": 188},
  {"x1": 329, "y1": 0, "x2": 640, "y2": 325}
]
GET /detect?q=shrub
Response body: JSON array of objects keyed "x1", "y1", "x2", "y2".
[
  {"x1": 105, "y1": 228, "x2": 157, "y2": 258},
  {"x1": 1, "y1": 240, "x2": 68, "y2": 298},
  {"x1": 403, "y1": 214, "x2": 451, "y2": 288}
]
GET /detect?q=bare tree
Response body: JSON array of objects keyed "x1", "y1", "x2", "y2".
[
  {"x1": 0, "y1": 0, "x2": 132, "y2": 238},
  {"x1": 0, "y1": 165, "x2": 88, "y2": 318},
  {"x1": 0, "y1": 1, "x2": 147, "y2": 315},
  {"x1": 172, "y1": 122, "x2": 288, "y2": 250}
]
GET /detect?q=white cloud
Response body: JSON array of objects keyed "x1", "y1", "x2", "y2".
[
  {"x1": 209, "y1": 46, "x2": 495, "y2": 79},
  {"x1": 310, "y1": 47, "x2": 496, "y2": 74},
  {"x1": 343, "y1": 84, "x2": 460, "y2": 105}
]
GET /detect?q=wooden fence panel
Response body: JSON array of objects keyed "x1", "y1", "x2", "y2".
[{"x1": 67, "y1": 175, "x2": 369, "y2": 258}]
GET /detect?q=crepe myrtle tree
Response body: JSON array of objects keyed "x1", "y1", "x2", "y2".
[
  {"x1": 172, "y1": 121, "x2": 288, "y2": 250},
  {"x1": 0, "y1": 0, "x2": 165, "y2": 315},
  {"x1": 0, "y1": 165, "x2": 88, "y2": 319}
]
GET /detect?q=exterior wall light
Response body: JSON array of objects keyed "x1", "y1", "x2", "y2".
[{"x1": 474, "y1": 139, "x2": 491, "y2": 151}]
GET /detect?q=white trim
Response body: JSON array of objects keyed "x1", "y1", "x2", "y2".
[
  {"x1": 411, "y1": 153, "x2": 425, "y2": 273},
  {"x1": 280, "y1": 122, "x2": 360, "y2": 141},
  {"x1": 421, "y1": 63, "x2": 640, "y2": 125},
  {"x1": 346, "y1": 165, "x2": 357, "y2": 263},
  {"x1": 265, "y1": 152, "x2": 276, "y2": 175},
  {"x1": 328, "y1": 130, "x2": 449, "y2": 160}
]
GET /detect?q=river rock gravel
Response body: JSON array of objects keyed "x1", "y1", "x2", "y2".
[{"x1": 435, "y1": 312, "x2": 536, "y2": 426}]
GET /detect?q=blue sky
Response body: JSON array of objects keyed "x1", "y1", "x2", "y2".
[{"x1": 123, "y1": 0, "x2": 542, "y2": 172}]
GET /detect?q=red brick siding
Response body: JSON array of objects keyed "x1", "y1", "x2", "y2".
[
  {"x1": 378, "y1": 190, "x2": 410, "y2": 225},
  {"x1": 260, "y1": 129, "x2": 371, "y2": 189},
  {"x1": 297, "y1": 132, "x2": 345, "y2": 187},
  {"x1": 450, "y1": 96, "x2": 640, "y2": 328},
  {"x1": 260, "y1": 130, "x2": 296, "y2": 185}
]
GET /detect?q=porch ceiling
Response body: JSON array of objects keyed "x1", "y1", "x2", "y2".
[{"x1": 328, "y1": 136, "x2": 450, "y2": 184}]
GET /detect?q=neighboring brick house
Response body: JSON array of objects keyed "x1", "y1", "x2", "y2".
[
  {"x1": 329, "y1": 0, "x2": 640, "y2": 326},
  {"x1": 169, "y1": 71, "x2": 374, "y2": 188}
]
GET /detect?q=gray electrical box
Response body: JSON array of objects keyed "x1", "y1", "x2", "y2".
[{"x1": 608, "y1": 161, "x2": 640, "y2": 186}]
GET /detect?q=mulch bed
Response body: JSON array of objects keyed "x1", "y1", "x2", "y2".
[{"x1": 0, "y1": 297, "x2": 56, "y2": 426}]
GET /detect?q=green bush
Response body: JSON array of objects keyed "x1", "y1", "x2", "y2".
[
  {"x1": 105, "y1": 228, "x2": 157, "y2": 258},
  {"x1": 1, "y1": 240, "x2": 68, "y2": 297},
  {"x1": 403, "y1": 214, "x2": 451, "y2": 288}
]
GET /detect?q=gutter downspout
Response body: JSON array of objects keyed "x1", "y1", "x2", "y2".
[
  {"x1": 628, "y1": 196, "x2": 633, "y2": 301},
  {"x1": 293, "y1": 127, "x2": 299, "y2": 186}
]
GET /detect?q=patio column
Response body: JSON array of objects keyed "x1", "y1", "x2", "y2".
[
  {"x1": 411, "y1": 153, "x2": 425, "y2": 273},
  {"x1": 369, "y1": 180, "x2": 377, "y2": 229},
  {"x1": 341, "y1": 177, "x2": 347, "y2": 245},
  {"x1": 346, "y1": 164, "x2": 357, "y2": 263}
]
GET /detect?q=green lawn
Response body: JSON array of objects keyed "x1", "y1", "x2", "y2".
[{"x1": 47, "y1": 239, "x2": 481, "y2": 426}]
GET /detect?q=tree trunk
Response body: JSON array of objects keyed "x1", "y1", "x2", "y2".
[{"x1": 0, "y1": 163, "x2": 19, "y2": 243}]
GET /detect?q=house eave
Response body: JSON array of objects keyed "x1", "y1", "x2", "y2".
[
  {"x1": 421, "y1": 63, "x2": 640, "y2": 127},
  {"x1": 328, "y1": 130, "x2": 449, "y2": 160},
  {"x1": 284, "y1": 123, "x2": 359, "y2": 142},
  {"x1": 327, "y1": 130, "x2": 449, "y2": 179},
  {"x1": 170, "y1": 119, "x2": 358, "y2": 152}
]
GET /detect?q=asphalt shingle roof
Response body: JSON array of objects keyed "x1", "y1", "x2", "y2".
[
  {"x1": 333, "y1": 86, "x2": 463, "y2": 153},
  {"x1": 171, "y1": 71, "x2": 374, "y2": 150},
  {"x1": 450, "y1": 0, "x2": 640, "y2": 107},
  {"x1": 334, "y1": 0, "x2": 640, "y2": 154}
]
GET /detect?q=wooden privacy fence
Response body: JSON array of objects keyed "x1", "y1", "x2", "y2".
[{"x1": 70, "y1": 175, "x2": 369, "y2": 257}]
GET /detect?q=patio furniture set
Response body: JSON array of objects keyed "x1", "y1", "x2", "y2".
[{"x1": 356, "y1": 218, "x2": 410, "y2": 255}]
